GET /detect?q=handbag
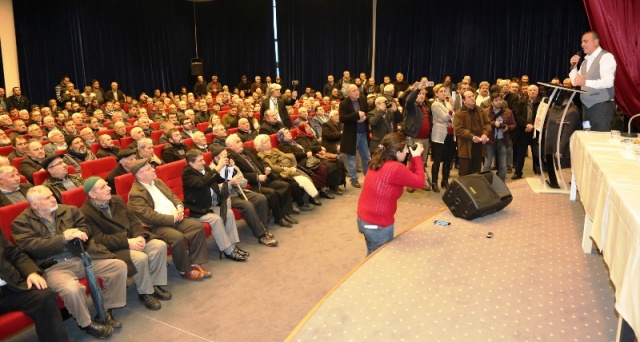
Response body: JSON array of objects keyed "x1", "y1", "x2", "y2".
[{"x1": 304, "y1": 156, "x2": 321, "y2": 169}]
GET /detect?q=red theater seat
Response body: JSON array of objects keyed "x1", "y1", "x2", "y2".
[{"x1": 81, "y1": 157, "x2": 117, "y2": 179}]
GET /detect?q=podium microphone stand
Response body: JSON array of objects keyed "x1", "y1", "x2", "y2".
[{"x1": 532, "y1": 82, "x2": 586, "y2": 193}]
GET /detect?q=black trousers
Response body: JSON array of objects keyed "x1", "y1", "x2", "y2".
[
  {"x1": 514, "y1": 132, "x2": 540, "y2": 177},
  {"x1": 0, "y1": 287, "x2": 70, "y2": 342},
  {"x1": 431, "y1": 135, "x2": 455, "y2": 183},
  {"x1": 458, "y1": 144, "x2": 483, "y2": 177},
  {"x1": 259, "y1": 179, "x2": 293, "y2": 220}
]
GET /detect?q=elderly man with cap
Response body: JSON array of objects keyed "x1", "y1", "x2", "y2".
[
  {"x1": 41, "y1": 154, "x2": 84, "y2": 203},
  {"x1": 182, "y1": 150, "x2": 249, "y2": 261},
  {"x1": 127, "y1": 158, "x2": 210, "y2": 281},
  {"x1": 11, "y1": 185, "x2": 127, "y2": 339},
  {"x1": 63, "y1": 136, "x2": 97, "y2": 175},
  {"x1": 105, "y1": 148, "x2": 137, "y2": 194},
  {"x1": 260, "y1": 83, "x2": 297, "y2": 127},
  {"x1": 81, "y1": 177, "x2": 171, "y2": 310},
  {"x1": 0, "y1": 165, "x2": 32, "y2": 206},
  {"x1": 20, "y1": 141, "x2": 49, "y2": 184},
  {"x1": 207, "y1": 146, "x2": 277, "y2": 247},
  {"x1": 96, "y1": 134, "x2": 121, "y2": 159}
]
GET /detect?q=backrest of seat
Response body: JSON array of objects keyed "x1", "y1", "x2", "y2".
[
  {"x1": 0, "y1": 146, "x2": 14, "y2": 156},
  {"x1": 290, "y1": 128, "x2": 299, "y2": 140},
  {"x1": 61, "y1": 187, "x2": 87, "y2": 208},
  {"x1": 120, "y1": 137, "x2": 134, "y2": 149},
  {"x1": 183, "y1": 138, "x2": 193, "y2": 147},
  {"x1": 227, "y1": 127, "x2": 239, "y2": 135},
  {"x1": 153, "y1": 144, "x2": 166, "y2": 159},
  {"x1": 12, "y1": 157, "x2": 25, "y2": 169},
  {"x1": 149, "y1": 122, "x2": 162, "y2": 130},
  {"x1": 197, "y1": 122, "x2": 209, "y2": 133},
  {"x1": 205, "y1": 133, "x2": 213, "y2": 143},
  {"x1": 90, "y1": 142, "x2": 101, "y2": 155},
  {"x1": 150, "y1": 130, "x2": 164, "y2": 143},
  {"x1": 203, "y1": 151, "x2": 212, "y2": 165},
  {"x1": 243, "y1": 140, "x2": 255, "y2": 150},
  {"x1": 269, "y1": 134, "x2": 279, "y2": 149},
  {"x1": 114, "y1": 173, "x2": 135, "y2": 204},
  {"x1": 155, "y1": 159, "x2": 186, "y2": 201},
  {"x1": 81, "y1": 157, "x2": 117, "y2": 179},
  {"x1": 0, "y1": 201, "x2": 30, "y2": 243}
]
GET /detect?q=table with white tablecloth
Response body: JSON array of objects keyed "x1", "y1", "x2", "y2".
[{"x1": 570, "y1": 131, "x2": 640, "y2": 340}]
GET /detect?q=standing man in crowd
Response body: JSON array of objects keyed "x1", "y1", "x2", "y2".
[
  {"x1": 339, "y1": 84, "x2": 370, "y2": 188},
  {"x1": 260, "y1": 84, "x2": 297, "y2": 127},
  {"x1": 453, "y1": 90, "x2": 492, "y2": 176},
  {"x1": 569, "y1": 30, "x2": 616, "y2": 132}
]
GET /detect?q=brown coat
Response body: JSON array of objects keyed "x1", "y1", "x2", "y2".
[
  {"x1": 127, "y1": 179, "x2": 183, "y2": 228},
  {"x1": 453, "y1": 104, "x2": 492, "y2": 159}
]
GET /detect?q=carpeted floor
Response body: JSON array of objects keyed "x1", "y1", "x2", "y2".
[{"x1": 289, "y1": 179, "x2": 618, "y2": 341}]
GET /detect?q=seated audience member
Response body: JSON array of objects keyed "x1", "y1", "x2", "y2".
[
  {"x1": 289, "y1": 122, "x2": 344, "y2": 195},
  {"x1": 225, "y1": 134, "x2": 297, "y2": 227},
  {"x1": 42, "y1": 116, "x2": 58, "y2": 135},
  {"x1": 182, "y1": 150, "x2": 249, "y2": 261},
  {"x1": 321, "y1": 110, "x2": 342, "y2": 154},
  {"x1": 180, "y1": 117, "x2": 197, "y2": 139},
  {"x1": 221, "y1": 104, "x2": 238, "y2": 129},
  {"x1": 137, "y1": 116, "x2": 152, "y2": 136},
  {"x1": 12, "y1": 186, "x2": 127, "y2": 338},
  {"x1": 93, "y1": 109, "x2": 106, "y2": 124},
  {"x1": 254, "y1": 133, "x2": 320, "y2": 209},
  {"x1": 27, "y1": 124, "x2": 47, "y2": 142},
  {"x1": 0, "y1": 229, "x2": 70, "y2": 341},
  {"x1": 137, "y1": 138, "x2": 164, "y2": 165},
  {"x1": 0, "y1": 156, "x2": 10, "y2": 166},
  {"x1": 96, "y1": 134, "x2": 121, "y2": 159},
  {"x1": 209, "y1": 146, "x2": 277, "y2": 246},
  {"x1": 161, "y1": 128, "x2": 189, "y2": 163},
  {"x1": 128, "y1": 126, "x2": 146, "y2": 150},
  {"x1": 41, "y1": 154, "x2": 84, "y2": 203},
  {"x1": 87, "y1": 117, "x2": 105, "y2": 134},
  {"x1": 0, "y1": 130, "x2": 12, "y2": 146},
  {"x1": 157, "y1": 121, "x2": 175, "y2": 144},
  {"x1": 71, "y1": 113, "x2": 84, "y2": 126},
  {"x1": 0, "y1": 114, "x2": 13, "y2": 130},
  {"x1": 230, "y1": 105, "x2": 258, "y2": 130},
  {"x1": 110, "y1": 121, "x2": 129, "y2": 141},
  {"x1": 210, "y1": 124, "x2": 228, "y2": 147},
  {"x1": 9, "y1": 119, "x2": 28, "y2": 138},
  {"x1": 79, "y1": 127, "x2": 97, "y2": 146},
  {"x1": 292, "y1": 107, "x2": 309, "y2": 127},
  {"x1": 127, "y1": 158, "x2": 210, "y2": 281},
  {"x1": 20, "y1": 141, "x2": 48, "y2": 184},
  {"x1": 8, "y1": 135, "x2": 28, "y2": 162},
  {"x1": 0, "y1": 165, "x2": 32, "y2": 206},
  {"x1": 310, "y1": 106, "x2": 330, "y2": 138},
  {"x1": 105, "y1": 148, "x2": 137, "y2": 193},
  {"x1": 81, "y1": 177, "x2": 171, "y2": 311},
  {"x1": 236, "y1": 117, "x2": 258, "y2": 142},
  {"x1": 44, "y1": 129, "x2": 68, "y2": 155},
  {"x1": 63, "y1": 136, "x2": 97, "y2": 175},
  {"x1": 61, "y1": 118, "x2": 77, "y2": 138},
  {"x1": 259, "y1": 109, "x2": 284, "y2": 135},
  {"x1": 189, "y1": 131, "x2": 210, "y2": 153}
]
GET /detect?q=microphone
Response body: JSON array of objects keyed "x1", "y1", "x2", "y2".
[{"x1": 569, "y1": 51, "x2": 584, "y2": 72}]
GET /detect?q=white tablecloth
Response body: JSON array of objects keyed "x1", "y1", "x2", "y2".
[{"x1": 570, "y1": 131, "x2": 640, "y2": 336}]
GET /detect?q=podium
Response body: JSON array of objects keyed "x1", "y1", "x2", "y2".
[{"x1": 531, "y1": 82, "x2": 586, "y2": 193}]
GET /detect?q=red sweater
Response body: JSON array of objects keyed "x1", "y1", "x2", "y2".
[{"x1": 357, "y1": 156, "x2": 425, "y2": 227}]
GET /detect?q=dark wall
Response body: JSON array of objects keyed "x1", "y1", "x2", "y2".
[{"x1": 13, "y1": 0, "x2": 588, "y2": 104}]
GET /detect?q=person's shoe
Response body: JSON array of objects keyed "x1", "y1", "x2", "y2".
[
  {"x1": 277, "y1": 219, "x2": 293, "y2": 228},
  {"x1": 265, "y1": 230, "x2": 275, "y2": 239},
  {"x1": 284, "y1": 215, "x2": 299, "y2": 224},
  {"x1": 234, "y1": 246, "x2": 250, "y2": 257},
  {"x1": 179, "y1": 269, "x2": 204, "y2": 281},
  {"x1": 331, "y1": 187, "x2": 344, "y2": 195},
  {"x1": 259, "y1": 234, "x2": 278, "y2": 247},
  {"x1": 152, "y1": 286, "x2": 172, "y2": 300},
  {"x1": 96, "y1": 309, "x2": 122, "y2": 329},
  {"x1": 406, "y1": 188, "x2": 415, "y2": 193},
  {"x1": 309, "y1": 196, "x2": 323, "y2": 206},
  {"x1": 351, "y1": 181, "x2": 361, "y2": 188},
  {"x1": 319, "y1": 191, "x2": 335, "y2": 199},
  {"x1": 441, "y1": 181, "x2": 449, "y2": 189},
  {"x1": 297, "y1": 202, "x2": 314, "y2": 211},
  {"x1": 291, "y1": 205, "x2": 301, "y2": 214},
  {"x1": 80, "y1": 321, "x2": 113, "y2": 339},
  {"x1": 432, "y1": 185, "x2": 440, "y2": 193},
  {"x1": 138, "y1": 294, "x2": 161, "y2": 310},
  {"x1": 192, "y1": 265, "x2": 212, "y2": 278},
  {"x1": 423, "y1": 183, "x2": 431, "y2": 191},
  {"x1": 511, "y1": 174, "x2": 523, "y2": 180},
  {"x1": 224, "y1": 250, "x2": 248, "y2": 262}
]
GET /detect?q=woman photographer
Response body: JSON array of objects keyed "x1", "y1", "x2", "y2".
[{"x1": 357, "y1": 133, "x2": 425, "y2": 255}]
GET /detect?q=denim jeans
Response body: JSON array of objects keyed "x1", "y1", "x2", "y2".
[
  {"x1": 346, "y1": 132, "x2": 371, "y2": 183},
  {"x1": 357, "y1": 217, "x2": 394, "y2": 255},
  {"x1": 483, "y1": 139, "x2": 507, "y2": 181}
]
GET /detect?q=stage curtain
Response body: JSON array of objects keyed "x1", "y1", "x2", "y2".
[
  {"x1": 583, "y1": 0, "x2": 640, "y2": 117},
  {"x1": 12, "y1": 0, "x2": 275, "y2": 104},
  {"x1": 374, "y1": 0, "x2": 589, "y2": 86},
  {"x1": 275, "y1": 0, "x2": 373, "y2": 93}
]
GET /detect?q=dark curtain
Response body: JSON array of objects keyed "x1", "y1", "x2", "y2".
[
  {"x1": 583, "y1": 0, "x2": 640, "y2": 118},
  {"x1": 276, "y1": 0, "x2": 373, "y2": 92},
  {"x1": 13, "y1": 0, "x2": 275, "y2": 105},
  {"x1": 375, "y1": 0, "x2": 589, "y2": 85}
]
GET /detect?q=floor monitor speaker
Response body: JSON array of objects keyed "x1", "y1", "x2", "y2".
[{"x1": 442, "y1": 171, "x2": 512, "y2": 220}]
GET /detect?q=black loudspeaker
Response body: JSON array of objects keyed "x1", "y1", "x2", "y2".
[
  {"x1": 190, "y1": 58, "x2": 203, "y2": 76},
  {"x1": 442, "y1": 171, "x2": 513, "y2": 220}
]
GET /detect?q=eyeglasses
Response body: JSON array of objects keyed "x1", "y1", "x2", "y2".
[{"x1": 48, "y1": 161, "x2": 66, "y2": 169}]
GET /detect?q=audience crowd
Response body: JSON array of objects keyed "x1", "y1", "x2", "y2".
[{"x1": 0, "y1": 70, "x2": 563, "y2": 339}]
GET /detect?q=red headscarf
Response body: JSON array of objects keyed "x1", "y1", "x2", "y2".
[{"x1": 297, "y1": 121, "x2": 315, "y2": 138}]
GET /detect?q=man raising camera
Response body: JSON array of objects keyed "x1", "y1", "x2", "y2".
[{"x1": 367, "y1": 96, "x2": 402, "y2": 152}]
